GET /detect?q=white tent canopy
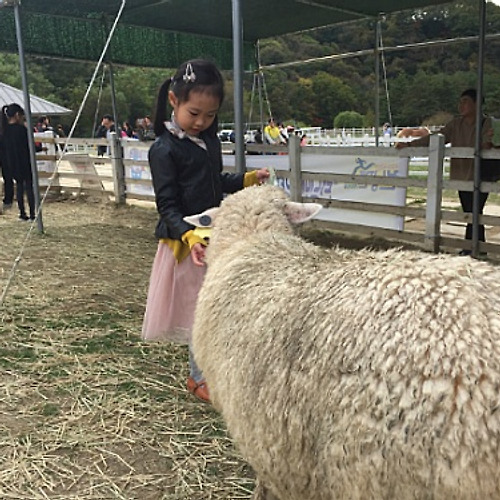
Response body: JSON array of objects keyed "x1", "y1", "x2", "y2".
[{"x1": 0, "y1": 81, "x2": 71, "y2": 116}]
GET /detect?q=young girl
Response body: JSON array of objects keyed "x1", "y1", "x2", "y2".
[
  {"x1": 1, "y1": 103, "x2": 36, "y2": 220},
  {"x1": 142, "y1": 59, "x2": 269, "y2": 403}
]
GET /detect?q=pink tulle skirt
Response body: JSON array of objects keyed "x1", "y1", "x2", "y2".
[{"x1": 142, "y1": 242, "x2": 206, "y2": 344}]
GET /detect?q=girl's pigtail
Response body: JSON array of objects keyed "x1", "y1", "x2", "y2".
[
  {"x1": 0, "y1": 105, "x2": 8, "y2": 134},
  {"x1": 153, "y1": 78, "x2": 172, "y2": 137}
]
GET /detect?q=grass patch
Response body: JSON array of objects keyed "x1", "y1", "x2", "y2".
[
  {"x1": 0, "y1": 199, "x2": 255, "y2": 499},
  {"x1": 1, "y1": 193, "x2": 499, "y2": 499}
]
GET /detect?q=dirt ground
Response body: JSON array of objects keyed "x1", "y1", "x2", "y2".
[
  {"x1": 0, "y1": 194, "x2": 498, "y2": 499},
  {"x1": 0, "y1": 198, "x2": 255, "y2": 500}
]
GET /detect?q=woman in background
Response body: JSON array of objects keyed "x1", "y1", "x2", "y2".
[{"x1": 1, "y1": 103, "x2": 37, "y2": 221}]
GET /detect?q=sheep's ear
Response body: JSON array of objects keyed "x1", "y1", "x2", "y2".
[
  {"x1": 283, "y1": 201, "x2": 322, "y2": 224},
  {"x1": 184, "y1": 207, "x2": 219, "y2": 228}
]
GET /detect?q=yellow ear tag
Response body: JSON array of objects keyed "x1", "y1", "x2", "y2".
[{"x1": 193, "y1": 227, "x2": 212, "y2": 241}]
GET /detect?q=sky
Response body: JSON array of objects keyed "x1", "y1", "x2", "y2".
[{"x1": 491, "y1": 0, "x2": 500, "y2": 5}]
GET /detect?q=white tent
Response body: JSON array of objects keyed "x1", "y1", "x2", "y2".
[{"x1": 0, "y1": 81, "x2": 71, "y2": 116}]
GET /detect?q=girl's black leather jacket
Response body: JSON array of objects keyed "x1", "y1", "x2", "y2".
[{"x1": 148, "y1": 130, "x2": 245, "y2": 241}]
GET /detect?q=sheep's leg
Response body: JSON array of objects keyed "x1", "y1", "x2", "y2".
[{"x1": 252, "y1": 478, "x2": 280, "y2": 500}]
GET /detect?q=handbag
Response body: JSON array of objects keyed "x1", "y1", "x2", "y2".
[
  {"x1": 481, "y1": 158, "x2": 500, "y2": 182},
  {"x1": 481, "y1": 117, "x2": 500, "y2": 182}
]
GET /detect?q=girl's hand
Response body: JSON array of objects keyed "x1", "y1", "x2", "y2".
[
  {"x1": 191, "y1": 242, "x2": 207, "y2": 267},
  {"x1": 256, "y1": 168, "x2": 270, "y2": 184}
]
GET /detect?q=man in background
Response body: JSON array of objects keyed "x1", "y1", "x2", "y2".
[
  {"x1": 96, "y1": 114, "x2": 115, "y2": 156},
  {"x1": 396, "y1": 89, "x2": 494, "y2": 255}
]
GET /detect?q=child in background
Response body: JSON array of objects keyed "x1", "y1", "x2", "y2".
[{"x1": 142, "y1": 59, "x2": 269, "y2": 403}]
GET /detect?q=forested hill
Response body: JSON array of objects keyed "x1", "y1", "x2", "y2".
[
  {"x1": 0, "y1": 0, "x2": 499, "y2": 134},
  {"x1": 257, "y1": 0, "x2": 500, "y2": 128}
]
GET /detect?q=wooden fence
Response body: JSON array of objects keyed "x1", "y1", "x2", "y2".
[{"x1": 14, "y1": 132, "x2": 500, "y2": 258}]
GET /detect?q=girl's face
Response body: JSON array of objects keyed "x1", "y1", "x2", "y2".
[{"x1": 169, "y1": 89, "x2": 220, "y2": 136}]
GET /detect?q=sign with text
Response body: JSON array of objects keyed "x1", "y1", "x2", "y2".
[
  {"x1": 122, "y1": 141, "x2": 154, "y2": 197},
  {"x1": 36, "y1": 131, "x2": 59, "y2": 189},
  {"x1": 223, "y1": 153, "x2": 409, "y2": 230}
]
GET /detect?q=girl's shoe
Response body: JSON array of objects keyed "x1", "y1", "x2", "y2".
[
  {"x1": 19, "y1": 214, "x2": 29, "y2": 221},
  {"x1": 187, "y1": 377, "x2": 210, "y2": 403}
]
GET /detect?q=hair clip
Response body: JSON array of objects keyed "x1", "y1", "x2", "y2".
[{"x1": 183, "y1": 63, "x2": 196, "y2": 84}]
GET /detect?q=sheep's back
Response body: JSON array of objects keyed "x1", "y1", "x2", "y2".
[{"x1": 193, "y1": 235, "x2": 500, "y2": 499}]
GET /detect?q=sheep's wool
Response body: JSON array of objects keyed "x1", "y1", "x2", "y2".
[{"x1": 192, "y1": 185, "x2": 500, "y2": 500}]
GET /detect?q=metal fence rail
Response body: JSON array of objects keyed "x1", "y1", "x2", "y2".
[{"x1": 18, "y1": 133, "x2": 500, "y2": 259}]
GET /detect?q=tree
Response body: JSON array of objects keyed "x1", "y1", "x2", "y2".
[
  {"x1": 310, "y1": 72, "x2": 357, "y2": 127},
  {"x1": 334, "y1": 111, "x2": 364, "y2": 128},
  {"x1": 1, "y1": 0, "x2": 499, "y2": 134},
  {"x1": 289, "y1": 77, "x2": 316, "y2": 125}
]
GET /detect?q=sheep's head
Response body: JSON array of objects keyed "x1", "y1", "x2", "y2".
[{"x1": 184, "y1": 185, "x2": 322, "y2": 258}]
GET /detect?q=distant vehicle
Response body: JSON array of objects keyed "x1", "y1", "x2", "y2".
[
  {"x1": 218, "y1": 129, "x2": 233, "y2": 142},
  {"x1": 219, "y1": 129, "x2": 260, "y2": 143},
  {"x1": 244, "y1": 129, "x2": 258, "y2": 143},
  {"x1": 294, "y1": 126, "x2": 321, "y2": 138}
]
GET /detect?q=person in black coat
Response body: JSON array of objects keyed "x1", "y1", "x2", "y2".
[
  {"x1": 0, "y1": 130, "x2": 14, "y2": 211},
  {"x1": 1, "y1": 103, "x2": 37, "y2": 220}
]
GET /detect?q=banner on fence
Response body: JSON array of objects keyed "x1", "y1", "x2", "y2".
[
  {"x1": 122, "y1": 142, "x2": 154, "y2": 197},
  {"x1": 223, "y1": 153, "x2": 409, "y2": 230},
  {"x1": 299, "y1": 154, "x2": 409, "y2": 231},
  {"x1": 35, "y1": 131, "x2": 59, "y2": 189}
]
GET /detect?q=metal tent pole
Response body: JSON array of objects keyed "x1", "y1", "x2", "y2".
[
  {"x1": 472, "y1": 0, "x2": 486, "y2": 258},
  {"x1": 108, "y1": 63, "x2": 119, "y2": 130},
  {"x1": 232, "y1": 0, "x2": 246, "y2": 174},
  {"x1": 258, "y1": 72, "x2": 264, "y2": 135},
  {"x1": 256, "y1": 41, "x2": 265, "y2": 139},
  {"x1": 374, "y1": 17, "x2": 382, "y2": 147},
  {"x1": 101, "y1": 12, "x2": 119, "y2": 131},
  {"x1": 14, "y1": 2, "x2": 44, "y2": 232}
]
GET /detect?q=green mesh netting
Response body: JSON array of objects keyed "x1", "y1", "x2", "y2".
[
  {"x1": 0, "y1": 11, "x2": 255, "y2": 70},
  {"x1": 12, "y1": 0, "x2": 454, "y2": 42}
]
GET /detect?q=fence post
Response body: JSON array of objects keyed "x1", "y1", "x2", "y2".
[
  {"x1": 109, "y1": 132, "x2": 126, "y2": 204},
  {"x1": 289, "y1": 133, "x2": 302, "y2": 202},
  {"x1": 424, "y1": 133, "x2": 445, "y2": 253}
]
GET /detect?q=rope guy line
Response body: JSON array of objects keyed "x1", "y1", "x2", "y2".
[
  {"x1": 0, "y1": 0, "x2": 128, "y2": 308},
  {"x1": 259, "y1": 32, "x2": 500, "y2": 70}
]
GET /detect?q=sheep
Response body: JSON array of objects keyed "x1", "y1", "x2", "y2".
[
  {"x1": 395, "y1": 127, "x2": 430, "y2": 147},
  {"x1": 185, "y1": 184, "x2": 500, "y2": 500},
  {"x1": 396, "y1": 126, "x2": 430, "y2": 138}
]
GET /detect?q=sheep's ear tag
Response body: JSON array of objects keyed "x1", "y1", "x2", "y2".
[
  {"x1": 184, "y1": 207, "x2": 218, "y2": 228},
  {"x1": 199, "y1": 215, "x2": 212, "y2": 227},
  {"x1": 284, "y1": 201, "x2": 322, "y2": 224}
]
